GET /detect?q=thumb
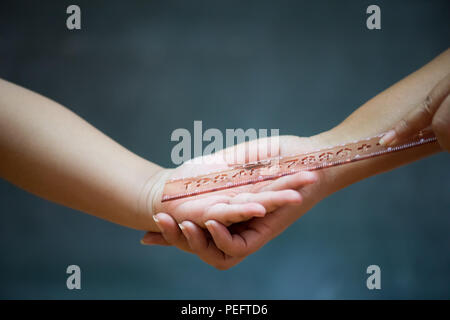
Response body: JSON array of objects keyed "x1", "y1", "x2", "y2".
[{"x1": 380, "y1": 73, "x2": 450, "y2": 146}]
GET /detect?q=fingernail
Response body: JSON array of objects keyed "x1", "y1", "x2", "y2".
[
  {"x1": 140, "y1": 234, "x2": 152, "y2": 245},
  {"x1": 379, "y1": 130, "x2": 396, "y2": 146},
  {"x1": 205, "y1": 220, "x2": 214, "y2": 228},
  {"x1": 153, "y1": 215, "x2": 164, "y2": 232},
  {"x1": 179, "y1": 222, "x2": 190, "y2": 240}
]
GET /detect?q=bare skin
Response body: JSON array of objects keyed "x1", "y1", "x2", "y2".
[
  {"x1": 380, "y1": 72, "x2": 450, "y2": 151},
  {"x1": 0, "y1": 79, "x2": 317, "y2": 231},
  {"x1": 142, "y1": 48, "x2": 450, "y2": 270},
  {"x1": 1, "y1": 48, "x2": 448, "y2": 270}
]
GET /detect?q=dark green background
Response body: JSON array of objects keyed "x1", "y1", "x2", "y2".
[{"x1": 0, "y1": 0, "x2": 449, "y2": 299}]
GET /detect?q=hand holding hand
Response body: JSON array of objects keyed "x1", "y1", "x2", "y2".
[
  {"x1": 142, "y1": 136, "x2": 325, "y2": 269},
  {"x1": 148, "y1": 137, "x2": 318, "y2": 232}
]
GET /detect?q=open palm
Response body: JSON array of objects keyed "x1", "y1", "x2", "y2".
[
  {"x1": 152, "y1": 136, "x2": 315, "y2": 228},
  {"x1": 144, "y1": 136, "x2": 323, "y2": 269}
]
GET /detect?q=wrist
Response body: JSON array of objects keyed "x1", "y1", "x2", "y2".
[
  {"x1": 136, "y1": 167, "x2": 172, "y2": 232},
  {"x1": 279, "y1": 134, "x2": 332, "y2": 203},
  {"x1": 307, "y1": 130, "x2": 343, "y2": 199},
  {"x1": 304, "y1": 129, "x2": 371, "y2": 199},
  {"x1": 148, "y1": 168, "x2": 173, "y2": 217},
  {"x1": 305, "y1": 126, "x2": 441, "y2": 198}
]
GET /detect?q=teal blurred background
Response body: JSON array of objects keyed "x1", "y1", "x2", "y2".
[{"x1": 0, "y1": 0, "x2": 449, "y2": 299}]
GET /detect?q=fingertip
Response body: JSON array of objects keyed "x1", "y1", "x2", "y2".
[
  {"x1": 180, "y1": 220, "x2": 196, "y2": 230},
  {"x1": 379, "y1": 129, "x2": 396, "y2": 146},
  {"x1": 284, "y1": 189, "x2": 303, "y2": 203},
  {"x1": 153, "y1": 213, "x2": 166, "y2": 232},
  {"x1": 154, "y1": 212, "x2": 171, "y2": 222},
  {"x1": 155, "y1": 212, "x2": 177, "y2": 230},
  {"x1": 140, "y1": 233, "x2": 151, "y2": 245},
  {"x1": 181, "y1": 220, "x2": 200, "y2": 238},
  {"x1": 205, "y1": 220, "x2": 232, "y2": 242},
  {"x1": 300, "y1": 171, "x2": 318, "y2": 183},
  {"x1": 287, "y1": 171, "x2": 317, "y2": 187},
  {"x1": 247, "y1": 203, "x2": 266, "y2": 217},
  {"x1": 204, "y1": 219, "x2": 217, "y2": 230},
  {"x1": 152, "y1": 214, "x2": 161, "y2": 228},
  {"x1": 141, "y1": 232, "x2": 166, "y2": 245},
  {"x1": 178, "y1": 221, "x2": 191, "y2": 240},
  {"x1": 205, "y1": 220, "x2": 225, "y2": 235},
  {"x1": 140, "y1": 238, "x2": 155, "y2": 245},
  {"x1": 283, "y1": 189, "x2": 301, "y2": 198}
]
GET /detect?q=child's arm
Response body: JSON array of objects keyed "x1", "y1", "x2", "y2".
[
  {"x1": 0, "y1": 78, "x2": 316, "y2": 231},
  {"x1": 0, "y1": 78, "x2": 163, "y2": 231}
]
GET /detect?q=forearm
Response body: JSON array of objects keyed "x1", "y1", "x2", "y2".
[
  {"x1": 311, "y1": 49, "x2": 449, "y2": 197},
  {"x1": 0, "y1": 79, "x2": 162, "y2": 231}
]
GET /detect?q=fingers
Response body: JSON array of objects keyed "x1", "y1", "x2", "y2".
[
  {"x1": 230, "y1": 190, "x2": 302, "y2": 212},
  {"x1": 202, "y1": 172, "x2": 316, "y2": 226},
  {"x1": 142, "y1": 165, "x2": 318, "y2": 269},
  {"x1": 146, "y1": 213, "x2": 192, "y2": 252},
  {"x1": 141, "y1": 215, "x2": 244, "y2": 270},
  {"x1": 432, "y1": 94, "x2": 450, "y2": 152},
  {"x1": 380, "y1": 73, "x2": 450, "y2": 146},
  {"x1": 260, "y1": 171, "x2": 318, "y2": 192},
  {"x1": 219, "y1": 136, "x2": 281, "y2": 165},
  {"x1": 179, "y1": 220, "x2": 243, "y2": 270},
  {"x1": 140, "y1": 232, "x2": 170, "y2": 246},
  {"x1": 204, "y1": 202, "x2": 266, "y2": 226},
  {"x1": 205, "y1": 220, "x2": 265, "y2": 257},
  {"x1": 205, "y1": 192, "x2": 309, "y2": 258}
]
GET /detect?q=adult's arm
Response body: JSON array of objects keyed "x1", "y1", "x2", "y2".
[
  {"x1": 379, "y1": 72, "x2": 450, "y2": 151},
  {"x1": 315, "y1": 48, "x2": 449, "y2": 193},
  {"x1": 142, "y1": 48, "x2": 450, "y2": 269}
]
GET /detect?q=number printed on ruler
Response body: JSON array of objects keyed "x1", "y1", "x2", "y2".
[{"x1": 162, "y1": 128, "x2": 437, "y2": 202}]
